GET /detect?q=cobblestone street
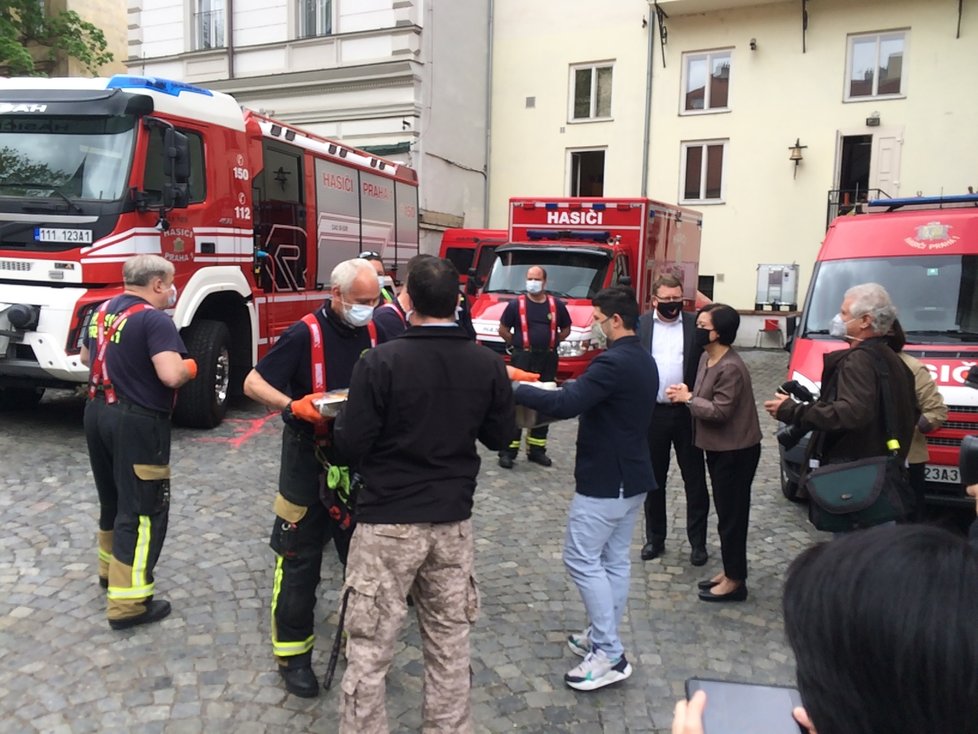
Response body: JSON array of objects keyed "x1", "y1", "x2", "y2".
[{"x1": 0, "y1": 348, "x2": 824, "y2": 733}]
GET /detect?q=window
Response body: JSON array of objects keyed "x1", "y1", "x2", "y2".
[
  {"x1": 144, "y1": 128, "x2": 206, "y2": 205},
  {"x1": 568, "y1": 149, "x2": 605, "y2": 196},
  {"x1": 570, "y1": 63, "x2": 613, "y2": 121},
  {"x1": 846, "y1": 31, "x2": 906, "y2": 99},
  {"x1": 680, "y1": 141, "x2": 726, "y2": 204},
  {"x1": 682, "y1": 50, "x2": 731, "y2": 113},
  {"x1": 298, "y1": 0, "x2": 331, "y2": 38},
  {"x1": 194, "y1": 0, "x2": 225, "y2": 50}
]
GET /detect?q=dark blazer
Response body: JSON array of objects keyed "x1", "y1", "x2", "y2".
[
  {"x1": 638, "y1": 310, "x2": 700, "y2": 390},
  {"x1": 334, "y1": 325, "x2": 515, "y2": 524},
  {"x1": 688, "y1": 349, "x2": 763, "y2": 452},
  {"x1": 514, "y1": 334, "x2": 657, "y2": 498}
]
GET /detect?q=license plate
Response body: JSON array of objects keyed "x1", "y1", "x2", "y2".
[
  {"x1": 34, "y1": 228, "x2": 93, "y2": 244},
  {"x1": 924, "y1": 464, "x2": 960, "y2": 484}
]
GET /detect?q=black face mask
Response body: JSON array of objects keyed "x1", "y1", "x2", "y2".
[
  {"x1": 694, "y1": 327, "x2": 713, "y2": 348},
  {"x1": 655, "y1": 301, "x2": 683, "y2": 320}
]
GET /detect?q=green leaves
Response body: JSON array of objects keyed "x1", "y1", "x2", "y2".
[{"x1": 0, "y1": 0, "x2": 114, "y2": 76}]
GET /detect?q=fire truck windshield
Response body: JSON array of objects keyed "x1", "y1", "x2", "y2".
[
  {"x1": 484, "y1": 249, "x2": 610, "y2": 299},
  {"x1": 0, "y1": 116, "x2": 136, "y2": 204},
  {"x1": 803, "y1": 255, "x2": 978, "y2": 342}
]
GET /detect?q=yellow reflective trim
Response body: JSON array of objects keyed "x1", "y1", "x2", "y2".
[
  {"x1": 508, "y1": 440, "x2": 521, "y2": 449},
  {"x1": 107, "y1": 583, "x2": 154, "y2": 599},
  {"x1": 133, "y1": 515, "x2": 151, "y2": 591},
  {"x1": 886, "y1": 439, "x2": 900, "y2": 450},
  {"x1": 526, "y1": 437, "x2": 547, "y2": 447},
  {"x1": 270, "y1": 554, "x2": 315, "y2": 656},
  {"x1": 98, "y1": 549, "x2": 113, "y2": 563}
]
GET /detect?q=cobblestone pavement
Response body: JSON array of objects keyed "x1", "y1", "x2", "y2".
[{"x1": 0, "y1": 348, "x2": 823, "y2": 734}]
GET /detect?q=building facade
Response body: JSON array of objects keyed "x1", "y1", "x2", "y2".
[
  {"x1": 489, "y1": 0, "x2": 978, "y2": 307},
  {"x1": 128, "y1": 0, "x2": 492, "y2": 255}
]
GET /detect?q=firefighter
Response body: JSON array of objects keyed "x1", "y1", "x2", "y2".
[
  {"x1": 243, "y1": 258, "x2": 383, "y2": 699},
  {"x1": 80, "y1": 254, "x2": 197, "y2": 630},
  {"x1": 359, "y1": 250, "x2": 396, "y2": 303},
  {"x1": 497, "y1": 265, "x2": 571, "y2": 468}
]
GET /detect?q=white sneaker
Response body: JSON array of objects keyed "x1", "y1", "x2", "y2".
[
  {"x1": 567, "y1": 626, "x2": 592, "y2": 658},
  {"x1": 564, "y1": 648, "x2": 632, "y2": 691}
]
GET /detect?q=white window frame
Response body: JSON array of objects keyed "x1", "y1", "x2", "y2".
[
  {"x1": 297, "y1": 0, "x2": 333, "y2": 39},
  {"x1": 679, "y1": 140, "x2": 728, "y2": 205},
  {"x1": 193, "y1": 0, "x2": 225, "y2": 50},
  {"x1": 844, "y1": 30, "x2": 908, "y2": 102},
  {"x1": 680, "y1": 49, "x2": 732, "y2": 115},
  {"x1": 568, "y1": 62, "x2": 614, "y2": 122}
]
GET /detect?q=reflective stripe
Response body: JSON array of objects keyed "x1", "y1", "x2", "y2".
[
  {"x1": 526, "y1": 436, "x2": 547, "y2": 447},
  {"x1": 98, "y1": 548, "x2": 113, "y2": 563},
  {"x1": 508, "y1": 439, "x2": 522, "y2": 449},
  {"x1": 106, "y1": 514, "x2": 155, "y2": 600},
  {"x1": 270, "y1": 554, "x2": 316, "y2": 657}
]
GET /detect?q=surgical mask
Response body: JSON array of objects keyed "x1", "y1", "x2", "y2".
[
  {"x1": 343, "y1": 302, "x2": 374, "y2": 328},
  {"x1": 655, "y1": 301, "x2": 683, "y2": 320},
  {"x1": 829, "y1": 314, "x2": 851, "y2": 339},
  {"x1": 694, "y1": 327, "x2": 713, "y2": 348},
  {"x1": 377, "y1": 275, "x2": 387, "y2": 290},
  {"x1": 526, "y1": 280, "x2": 544, "y2": 295},
  {"x1": 166, "y1": 284, "x2": 178, "y2": 308},
  {"x1": 590, "y1": 320, "x2": 608, "y2": 349}
]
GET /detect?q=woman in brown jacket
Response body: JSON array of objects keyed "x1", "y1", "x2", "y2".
[{"x1": 666, "y1": 304, "x2": 761, "y2": 602}]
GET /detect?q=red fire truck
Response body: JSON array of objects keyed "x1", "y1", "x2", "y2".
[
  {"x1": 0, "y1": 75, "x2": 419, "y2": 426},
  {"x1": 470, "y1": 197, "x2": 702, "y2": 381},
  {"x1": 438, "y1": 228, "x2": 505, "y2": 300},
  {"x1": 779, "y1": 194, "x2": 978, "y2": 510}
]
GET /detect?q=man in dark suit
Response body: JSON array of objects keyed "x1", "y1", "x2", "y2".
[
  {"x1": 637, "y1": 274, "x2": 710, "y2": 566},
  {"x1": 514, "y1": 286, "x2": 657, "y2": 692}
]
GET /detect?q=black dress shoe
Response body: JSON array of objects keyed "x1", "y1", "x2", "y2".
[
  {"x1": 697, "y1": 577, "x2": 720, "y2": 591},
  {"x1": 640, "y1": 542, "x2": 665, "y2": 561},
  {"x1": 698, "y1": 584, "x2": 748, "y2": 603},
  {"x1": 108, "y1": 599, "x2": 172, "y2": 630},
  {"x1": 527, "y1": 452, "x2": 553, "y2": 467},
  {"x1": 280, "y1": 665, "x2": 320, "y2": 698},
  {"x1": 498, "y1": 454, "x2": 514, "y2": 469},
  {"x1": 690, "y1": 547, "x2": 709, "y2": 567}
]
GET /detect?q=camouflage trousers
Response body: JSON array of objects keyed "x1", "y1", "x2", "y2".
[{"x1": 339, "y1": 520, "x2": 479, "y2": 734}]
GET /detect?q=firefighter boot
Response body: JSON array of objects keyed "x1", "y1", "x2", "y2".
[
  {"x1": 527, "y1": 449, "x2": 553, "y2": 467},
  {"x1": 97, "y1": 530, "x2": 113, "y2": 589},
  {"x1": 278, "y1": 653, "x2": 320, "y2": 698}
]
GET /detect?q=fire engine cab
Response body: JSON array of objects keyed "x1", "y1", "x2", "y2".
[{"x1": 0, "y1": 75, "x2": 419, "y2": 426}]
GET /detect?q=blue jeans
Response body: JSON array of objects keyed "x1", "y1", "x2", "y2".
[{"x1": 563, "y1": 490, "x2": 647, "y2": 660}]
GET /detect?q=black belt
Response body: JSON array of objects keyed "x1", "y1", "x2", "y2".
[{"x1": 116, "y1": 397, "x2": 171, "y2": 420}]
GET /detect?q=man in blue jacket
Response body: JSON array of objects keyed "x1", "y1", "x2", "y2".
[{"x1": 514, "y1": 285, "x2": 658, "y2": 691}]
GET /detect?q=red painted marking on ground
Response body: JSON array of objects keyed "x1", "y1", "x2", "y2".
[{"x1": 195, "y1": 411, "x2": 279, "y2": 449}]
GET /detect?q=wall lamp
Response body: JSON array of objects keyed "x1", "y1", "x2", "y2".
[
  {"x1": 866, "y1": 111, "x2": 881, "y2": 127},
  {"x1": 788, "y1": 138, "x2": 807, "y2": 178}
]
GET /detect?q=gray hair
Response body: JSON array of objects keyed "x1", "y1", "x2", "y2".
[
  {"x1": 845, "y1": 282, "x2": 897, "y2": 335},
  {"x1": 331, "y1": 258, "x2": 378, "y2": 294},
  {"x1": 123, "y1": 254, "x2": 174, "y2": 287}
]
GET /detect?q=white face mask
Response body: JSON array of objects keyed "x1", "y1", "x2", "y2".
[
  {"x1": 166, "y1": 284, "x2": 178, "y2": 308},
  {"x1": 590, "y1": 320, "x2": 608, "y2": 348},
  {"x1": 829, "y1": 313, "x2": 850, "y2": 339},
  {"x1": 343, "y1": 302, "x2": 374, "y2": 328},
  {"x1": 526, "y1": 280, "x2": 544, "y2": 295}
]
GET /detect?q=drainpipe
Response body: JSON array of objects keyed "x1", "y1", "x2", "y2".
[
  {"x1": 640, "y1": 4, "x2": 654, "y2": 197},
  {"x1": 227, "y1": 0, "x2": 235, "y2": 79},
  {"x1": 483, "y1": 0, "x2": 494, "y2": 227}
]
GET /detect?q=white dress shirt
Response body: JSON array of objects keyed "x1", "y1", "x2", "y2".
[{"x1": 651, "y1": 311, "x2": 684, "y2": 404}]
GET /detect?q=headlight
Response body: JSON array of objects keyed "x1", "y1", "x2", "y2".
[{"x1": 557, "y1": 338, "x2": 593, "y2": 358}]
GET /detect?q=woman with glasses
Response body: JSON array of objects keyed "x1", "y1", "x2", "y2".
[{"x1": 665, "y1": 304, "x2": 761, "y2": 602}]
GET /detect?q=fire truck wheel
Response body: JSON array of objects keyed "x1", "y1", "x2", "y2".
[
  {"x1": 173, "y1": 319, "x2": 231, "y2": 429},
  {"x1": 0, "y1": 387, "x2": 44, "y2": 411}
]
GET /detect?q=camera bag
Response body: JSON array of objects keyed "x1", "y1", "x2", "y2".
[{"x1": 804, "y1": 349, "x2": 912, "y2": 533}]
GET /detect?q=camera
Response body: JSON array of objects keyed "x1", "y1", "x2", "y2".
[{"x1": 775, "y1": 380, "x2": 817, "y2": 449}]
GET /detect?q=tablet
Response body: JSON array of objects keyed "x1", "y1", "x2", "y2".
[{"x1": 685, "y1": 677, "x2": 805, "y2": 734}]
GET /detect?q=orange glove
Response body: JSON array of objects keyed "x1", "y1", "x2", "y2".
[
  {"x1": 507, "y1": 366, "x2": 540, "y2": 382},
  {"x1": 183, "y1": 358, "x2": 198, "y2": 380},
  {"x1": 291, "y1": 392, "x2": 327, "y2": 423}
]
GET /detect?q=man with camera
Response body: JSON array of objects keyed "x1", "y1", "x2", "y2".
[{"x1": 764, "y1": 283, "x2": 916, "y2": 489}]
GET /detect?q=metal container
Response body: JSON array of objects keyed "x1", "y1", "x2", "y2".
[
  {"x1": 513, "y1": 381, "x2": 559, "y2": 429},
  {"x1": 314, "y1": 389, "x2": 349, "y2": 417}
]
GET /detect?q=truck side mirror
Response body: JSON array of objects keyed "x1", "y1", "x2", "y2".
[
  {"x1": 163, "y1": 182, "x2": 190, "y2": 209},
  {"x1": 163, "y1": 128, "x2": 191, "y2": 183},
  {"x1": 960, "y1": 435, "x2": 978, "y2": 486}
]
